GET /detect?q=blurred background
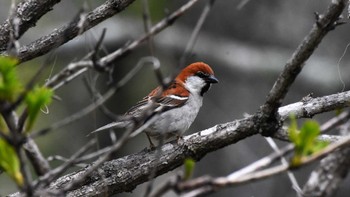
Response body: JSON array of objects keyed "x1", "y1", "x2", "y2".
[{"x1": 1, "y1": 0, "x2": 350, "y2": 196}]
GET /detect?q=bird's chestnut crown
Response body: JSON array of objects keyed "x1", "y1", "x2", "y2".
[{"x1": 177, "y1": 62, "x2": 218, "y2": 84}]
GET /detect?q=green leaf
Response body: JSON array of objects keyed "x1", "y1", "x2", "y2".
[
  {"x1": 25, "y1": 86, "x2": 53, "y2": 132},
  {"x1": 0, "y1": 56, "x2": 22, "y2": 101},
  {"x1": 0, "y1": 115, "x2": 9, "y2": 135},
  {"x1": 288, "y1": 117, "x2": 329, "y2": 167},
  {"x1": 311, "y1": 140, "x2": 329, "y2": 153},
  {"x1": 184, "y1": 158, "x2": 195, "y2": 180},
  {"x1": 288, "y1": 114, "x2": 299, "y2": 145},
  {"x1": 0, "y1": 138, "x2": 23, "y2": 186},
  {"x1": 299, "y1": 120, "x2": 320, "y2": 155}
]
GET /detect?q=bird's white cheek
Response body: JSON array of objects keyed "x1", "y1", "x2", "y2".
[{"x1": 184, "y1": 76, "x2": 206, "y2": 95}]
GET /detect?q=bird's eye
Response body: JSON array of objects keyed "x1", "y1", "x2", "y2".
[{"x1": 196, "y1": 71, "x2": 208, "y2": 78}]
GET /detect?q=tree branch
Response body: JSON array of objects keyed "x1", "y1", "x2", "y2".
[
  {"x1": 0, "y1": 0, "x2": 61, "y2": 51},
  {"x1": 256, "y1": 0, "x2": 346, "y2": 136},
  {"x1": 303, "y1": 147, "x2": 350, "y2": 197},
  {"x1": 43, "y1": 0, "x2": 201, "y2": 92},
  {"x1": 1, "y1": 0, "x2": 136, "y2": 63},
  {"x1": 302, "y1": 121, "x2": 350, "y2": 196},
  {"x1": 36, "y1": 91, "x2": 350, "y2": 197}
]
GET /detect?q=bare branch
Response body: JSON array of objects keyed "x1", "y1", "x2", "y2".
[
  {"x1": 142, "y1": 0, "x2": 155, "y2": 55},
  {"x1": 257, "y1": 0, "x2": 346, "y2": 136},
  {"x1": 23, "y1": 138, "x2": 51, "y2": 176},
  {"x1": 303, "y1": 146, "x2": 350, "y2": 197},
  {"x1": 180, "y1": 133, "x2": 350, "y2": 196},
  {"x1": 0, "y1": 0, "x2": 61, "y2": 51},
  {"x1": 99, "y1": 0, "x2": 200, "y2": 65},
  {"x1": 35, "y1": 139, "x2": 96, "y2": 189},
  {"x1": 265, "y1": 138, "x2": 303, "y2": 196},
  {"x1": 43, "y1": 0, "x2": 201, "y2": 93},
  {"x1": 1, "y1": 0, "x2": 136, "y2": 63},
  {"x1": 179, "y1": 0, "x2": 216, "y2": 67},
  {"x1": 27, "y1": 90, "x2": 350, "y2": 197},
  {"x1": 302, "y1": 121, "x2": 350, "y2": 196}
]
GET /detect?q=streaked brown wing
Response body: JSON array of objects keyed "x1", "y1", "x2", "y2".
[
  {"x1": 125, "y1": 81, "x2": 189, "y2": 117},
  {"x1": 156, "y1": 95, "x2": 188, "y2": 112},
  {"x1": 125, "y1": 97, "x2": 150, "y2": 117}
]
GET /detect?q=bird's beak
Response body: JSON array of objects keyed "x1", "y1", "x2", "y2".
[{"x1": 206, "y1": 75, "x2": 219, "y2": 84}]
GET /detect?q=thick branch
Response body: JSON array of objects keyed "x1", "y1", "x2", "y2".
[
  {"x1": 42, "y1": 91, "x2": 350, "y2": 197},
  {"x1": 0, "y1": 0, "x2": 61, "y2": 51},
  {"x1": 302, "y1": 147, "x2": 350, "y2": 197},
  {"x1": 302, "y1": 121, "x2": 350, "y2": 197},
  {"x1": 1, "y1": 0, "x2": 135, "y2": 63},
  {"x1": 257, "y1": 0, "x2": 346, "y2": 136},
  {"x1": 261, "y1": 0, "x2": 346, "y2": 115},
  {"x1": 44, "y1": 0, "x2": 201, "y2": 91}
]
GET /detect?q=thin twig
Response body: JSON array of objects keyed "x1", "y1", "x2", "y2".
[
  {"x1": 179, "y1": 0, "x2": 216, "y2": 67},
  {"x1": 302, "y1": 121, "x2": 350, "y2": 196},
  {"x1": 142, "y1": 0, "x2": 155, "y2": 55},
  {"x1": 24, "y1": 138, "x2": 51, "y2": 176},
  {"x1": 6, "y1": 0, "x2": 21, "y2": 55},
  {"x1": 99, "y1": 0, "x2": 200, "y2": 65},
  {"x1": 265, "y1": 137, "x2": 303, "y2": 196},
  {"x1": 15, "y1": 90, "x2": 350, "y2": 197},
  {"x1": 35, "y1": 139, "x2": 96, "y2": 189},
  {"x1": 60, "y1": 127, "x2": 135, "y2": 193},
  {"x1": 273, "y1": 110, "x2": 350, "y2": 142},
  {"x1": 257, "y1": 0, "x2": 346, "y2": 136},
  {"x1": 320, "y1": 110, "x2": 350, "y2": 133},
  {"x1": 47, "y1": 155, "x2": 86, "y2": 168},
  {"x1": 180, "y1": 134, "x2": 350, "y2": 196},
  {"x1": 31, "y1": 57, "x2": 159, "y2": 139},
  {"x1": 42, "y1": 0, "x2": 200, "y2": 93}
]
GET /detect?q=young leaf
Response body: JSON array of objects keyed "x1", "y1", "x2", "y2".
[
  {"x1": 311, "y1": 140, "x2": 329, "y2": 153},
  {"x1": 299, "y1": 120, "x2": 320, "y2": 155},
  {"x1": 25, "y1": 86, "x2": 53, "y2": 132},
  {"x1": 288, "y1": 117, "x2": 329, "y2": 166},
  {"x1": 288, "y1": 114, "x2": 299, "y2": 146},
  {"x1": 0, "y1": 56, "x2": 22, "y2": 102},
  {"x1": 184, "y1": 158, "x2": 196, "y2": 180},
  {"x1": 0, "y1": 138, "x2": 24, "y2": 186},
  {"x1": 0, "y1": 115, "x2": 9, "y2": 135}
]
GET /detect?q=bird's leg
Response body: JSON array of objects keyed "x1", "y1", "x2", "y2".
[
  {"x1": 176, "y1": 135, "x2": 184, "y2": 144},
  {"x1": 146, "y1": 134, "x2": 156, "y2": 149}
]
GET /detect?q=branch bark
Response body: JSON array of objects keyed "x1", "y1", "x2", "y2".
[
  {"x1": 37, "y1": 91, "x2": 350, "y2": 197},
  {"x1": 1, "y1": 0, "x2": 136, "y2": 63},
  {"x1": 302, "y1": 147, "x2": 350, "y2": 197},
  {"x1": 0, "y1": 0, "x2": 61, "y2": 51},
  {"x1": 256, "y1": 0, "x2": 346, "y2": 136},
  {"x1": 302, "y1": 121, "x2": 350, "y2": 197}
]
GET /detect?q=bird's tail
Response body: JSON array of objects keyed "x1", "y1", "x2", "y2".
[{"x1": 88, "y1": 121, "x2": 126, "y2": 136}]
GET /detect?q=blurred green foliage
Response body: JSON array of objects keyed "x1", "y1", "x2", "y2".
[
  {"x1": 25, "y1": 86, "x2": 53, "y2": 132},
  {"x1": 288, "y1": 115, "x2": 329, "y2": 166},
  {"x1": 0, "y1": 138, "x2": 23, "y2": 187},
  {"x1": 0, "y1": 56, "x2": 53, "y2": 188},
  {"x1": 0, "y1": 57, "x2": 22, "y2": 102},
  {"x1": 184, "y1": 157, "x2": 195, "y2": 180}
]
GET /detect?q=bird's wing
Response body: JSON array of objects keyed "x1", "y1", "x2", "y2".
[
  {"x1": 155, "y1": 94, "x2": 188, "y2": 112},
  {"x1": 90, "y1": 81, "x2": 189, "y2": 134}
]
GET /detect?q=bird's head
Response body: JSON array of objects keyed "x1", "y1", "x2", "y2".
[{"x1": 177, "y1": 62, "x2": 218, "y2": 96}]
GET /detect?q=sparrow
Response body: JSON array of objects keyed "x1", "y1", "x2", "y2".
[{"x1": 92, "y1": 62, "x2": 218, "y2": 147}]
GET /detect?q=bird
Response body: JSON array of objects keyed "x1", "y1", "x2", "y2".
[{"x1": 92, "y1": 62, "x2": 218, "y2": 147}]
